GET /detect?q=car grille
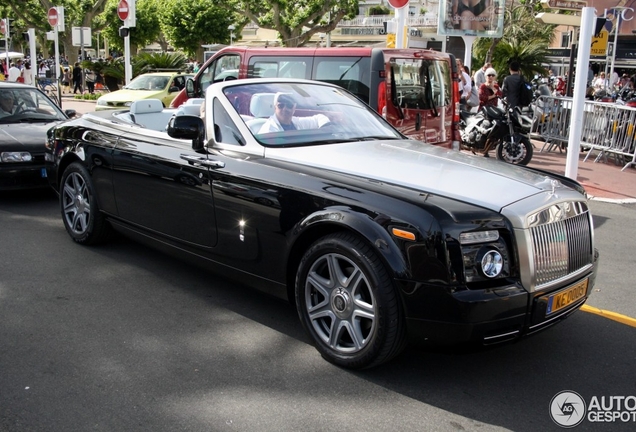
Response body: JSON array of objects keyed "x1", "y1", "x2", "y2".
[{"x1": 528, "y1": 201, "x2": 593, "y2": 288}]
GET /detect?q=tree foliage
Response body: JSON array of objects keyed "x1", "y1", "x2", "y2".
[
  {"x1": 160, "y1": 0, "x2": 237, "y2": 60},
  {"x1": 96, "y1": 0, "x2": 162, "y2": 55},
  {"x1": 473, "y1": 3, "x2": 555, "y2": 77},
  {"x1": 239, "y1": 0, "x2": 358, "y2": 47}
]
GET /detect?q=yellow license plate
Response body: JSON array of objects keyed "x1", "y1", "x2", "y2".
[{"x1": 546, "y1": 278, "x2": 589, "y2": 316}]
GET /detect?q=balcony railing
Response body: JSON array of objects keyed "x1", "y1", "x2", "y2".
[
  {"x1": 337, "y1": 14, "x2": 439, "y2": 28},
  {"x1": 243, "y1": 13, "x2": 440, "y2": 32}
]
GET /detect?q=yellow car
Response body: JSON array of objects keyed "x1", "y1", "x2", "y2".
[{"x1": 95, "y1": 72, "x2": 192, "y2": 111}]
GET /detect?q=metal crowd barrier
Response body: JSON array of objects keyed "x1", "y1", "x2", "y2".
[{"x1": 530, "y1": 95, "x2": 636, "y2": 172}]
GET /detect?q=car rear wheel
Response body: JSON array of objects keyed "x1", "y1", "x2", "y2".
[
  {"x1": 60, "y1": 162, "x2": 112, "y2": 245},
  {"x1": 295, "y1": 232, "x2": 406, "y2": 369}
]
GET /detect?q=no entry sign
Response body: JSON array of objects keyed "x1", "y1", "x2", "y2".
[
  {"x1": 387, "y1": 0, "x2": 409, "y2": 9},
  {"x1": 118, "y1": 0, "x2": 129, "y2": 21},
  {"x1": 48, "y1": 8, "x2": 58, "y2": 27}
]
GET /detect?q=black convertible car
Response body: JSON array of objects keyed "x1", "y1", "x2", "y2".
[
  {"x1": 45, "y1": 79, "x2": 599, "y2": 369},
  {"x1": 0, "y1": 82, "x2": 75, "y2": 190}
]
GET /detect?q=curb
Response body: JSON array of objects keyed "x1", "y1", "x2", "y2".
[
  {"x1": 588, "y1": 196, "x2": 636, "y2": 204},
  {"x1": 581, "y1": 304, "x2": 636, "y2": 328}
]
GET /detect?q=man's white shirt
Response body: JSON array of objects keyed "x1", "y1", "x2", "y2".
[{"x1": 258, "y1": 114, "x2": 330, "y2": 133}]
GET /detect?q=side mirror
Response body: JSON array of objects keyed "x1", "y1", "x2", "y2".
[
  {"x1": 64, "y1": 109, "x2": 77, "y2": 118},
  {"x1": 167, "y1": 115, "x2": 206, "y2": 151},
  {"x1": 185, "y1": 78, "x2": 195, "y2": 98}
]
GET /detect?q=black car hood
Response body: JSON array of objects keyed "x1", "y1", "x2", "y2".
[{"x1": 0, "y1": 121, "x2": 62, "y2": 152}]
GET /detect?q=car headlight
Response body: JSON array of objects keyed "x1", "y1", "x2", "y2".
[
  {"x1": 478, "y1": 248, "x2": 504, "y2": 278},
  {"x1": 96, "y1": 99, "x2": 107, "y2": 106},
  {"x1": 460, "y1": 230, "x2": 510, "y2": 283},
  {"x1": 124, "y1": 101, "x2": 133, "y2": 107},
  {"x1": 1, "y1": 152, "x2": 32, "y2": 163}
]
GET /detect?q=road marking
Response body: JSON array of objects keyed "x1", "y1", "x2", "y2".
[{"x1": 581, "y1": 304, "x2": 636, "y2": 328}]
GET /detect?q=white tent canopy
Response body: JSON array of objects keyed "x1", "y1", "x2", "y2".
[{"x1": 0, "y1": 52, "x2": 25, "y2": 60}]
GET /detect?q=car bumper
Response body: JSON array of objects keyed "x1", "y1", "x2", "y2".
[
  {"x1": 0, "y1": 163, "x2": 49, "y2": 190},
  {"x1": 404, "y1": 250, "x2": 599, "y2": 345}
]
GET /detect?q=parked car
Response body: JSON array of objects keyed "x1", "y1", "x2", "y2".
[
  {"x1": 0, "y1": 82, "x2": 76, "y2": 190},
  {"x1": 45, "y1": 79, "x2": 598, "y2": 369},
  {"x1": 95, "y1": 72, "x2": 192, "y2": 111}
]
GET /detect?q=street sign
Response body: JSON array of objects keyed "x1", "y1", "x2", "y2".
[
  {"x1": 48, "y1": 7, "x2": 58, "y2": 27},
  {"x1": 387, "y1": 0, "x2": 409, "y2": 9},
  {"x1": 540, "y1": 0, "x2": 587, "y2": 11},
  {"x1": 535, "y1": 12, "x2": 581, "y2": 26},
  {"x1": 118, "y1": 0, "x2": 129, "y2": 21},
  {"x1": 590, "y1": 29, "x2": 608, "y2": 56},
  {"x1": 0, "y1": 19, "x2": 5, "y2": 35}
]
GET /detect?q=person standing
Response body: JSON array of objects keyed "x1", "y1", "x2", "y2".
[
  {"x1": 7, "y1": 61, "x2": 22, "y2": 82},
  {"x1": 85, "y1": 68, "x2": 96, "y2": 94},
  {"x1": 609, "y1": 70, "x2": 620, "y2": 89},
  {"x1": 38, "y1": 62, "x2": 49, "y2": 79},
  {"x1": 478, "y1": 67, "x2": 502, "y2": 108},
  {"x1": 22, "y1": 62, "x2": 33, "y2": 85},
  {"x1": 456, "y1": 58, "x2": 472, "y2": 108},
  {"x1": 502, "y1": 61, "x2": 523, "y2": 109},
  {"x1": 72, "y1": 62, "x2": 83, "y2": 94},
  {"x1": 62, "y1": 67, "x2": 71, "y2": 93},
  {"x1": 474, "y1": 62, "x2": 491, "y2": 89}
]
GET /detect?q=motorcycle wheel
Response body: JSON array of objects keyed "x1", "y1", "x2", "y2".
[{"x1": 496, "y1": 134, "x2": 533, "y2": 165}]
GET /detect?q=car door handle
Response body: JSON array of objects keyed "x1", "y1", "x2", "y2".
[{"x1": 180, "y1": 154, "x2": 225, "y2": 169}]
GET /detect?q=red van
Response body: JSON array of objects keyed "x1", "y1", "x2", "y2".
[{"x1": 171, "y1": 47, "x2": 460, "y2": 148}]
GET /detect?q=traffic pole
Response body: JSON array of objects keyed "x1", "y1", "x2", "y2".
[{"x1": 565, "y1": 7, "x2": 596, "y2": 180}]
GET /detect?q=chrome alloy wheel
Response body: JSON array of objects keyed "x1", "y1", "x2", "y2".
[
  {"x1": 62, "y1": 172, "x2": 91, "y2": 236},
  {"x1": 304, "y1": 253, "x2": 377, "y2": 354}
]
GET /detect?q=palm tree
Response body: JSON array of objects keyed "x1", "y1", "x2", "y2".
[
  {"x1": 491, "y1": 37, "x2": 552, "y2": 79},
  {"x1": 473, "y1": 3, "x2": 555, "y2": 77}
]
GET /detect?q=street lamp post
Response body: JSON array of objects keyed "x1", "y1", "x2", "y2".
[
  {"x1": 228, "y1": 24, "x2": 235, "y2": 45},
  {"x1": 609, "y1": 7, "x2": 628, "y2": 89}
]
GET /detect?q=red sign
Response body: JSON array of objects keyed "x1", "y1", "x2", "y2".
[
  {"x1": 118, "y1": 0, "x2": 129, "y2": 21},
  {"x1": 387, "y1": 0, "x2": 409, "y2": 8},
  {"x1": 0, "y1": 19, "x2": 5, "y2": 35},
  {"x1": 48, "y1": 7, "x2": 58, "y2": 27}
]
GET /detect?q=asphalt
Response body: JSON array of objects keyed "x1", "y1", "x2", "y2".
[{"x1": 60, "y1": 98, "x2": 636, "y2": 203}]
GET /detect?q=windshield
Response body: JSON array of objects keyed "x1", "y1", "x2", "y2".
[
  {"x1": 0, "y1": 87, "x2": 67, "y2": 124},
  {"x1": 125, "y1": 75, "x2": 170, "y2": 91},
  {"x1": 223, "y1": 82, "x2": 403, "y2": 147}
]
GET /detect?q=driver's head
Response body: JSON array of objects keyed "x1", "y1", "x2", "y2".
[
  {"x1": 274, "y1": 93, "x2": 296, "y2": 125},
  {"x1": 0, "y1": 90, "x2": 16, "y2": 112}
]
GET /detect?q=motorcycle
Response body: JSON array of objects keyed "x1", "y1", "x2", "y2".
[{"x1": 459, "y1": 101, "x2": 534, "y2": 165}]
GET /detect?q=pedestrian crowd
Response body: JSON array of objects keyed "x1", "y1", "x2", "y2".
[{"x1": 2, "y1": 53, "x2": 108, "y2": 95}]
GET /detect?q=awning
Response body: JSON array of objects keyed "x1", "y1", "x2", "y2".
[{"x1": 0, "y1": 51, "x2": 25, "y2": 60}]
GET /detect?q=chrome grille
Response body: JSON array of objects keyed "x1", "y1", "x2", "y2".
[{"x1": 528, "y1": 202, "x2": 593, "y2": 287}]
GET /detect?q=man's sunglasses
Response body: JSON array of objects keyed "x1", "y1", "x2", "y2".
[{"x1": 277, "y1": 102, "x2": 295, "y2": 109}]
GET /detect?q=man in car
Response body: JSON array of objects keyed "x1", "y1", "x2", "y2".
[
  {"x1": 0, "y1": 90, "x2": 19, "y2": 118},
  {"x1": 259, "y1": 93, "x2": 329, "y2": 133}
]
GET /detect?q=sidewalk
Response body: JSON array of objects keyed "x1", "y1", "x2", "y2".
[{"x1": 527, "y1": 143, "x2": 636, "y2": 203}]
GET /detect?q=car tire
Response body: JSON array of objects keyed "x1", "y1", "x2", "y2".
[
  {"x1": 60, "y1": 162, "x2": 112, "y2": 245},
  {"x1": 295, "y1": 232, "x2": 406, "y2": 369}
]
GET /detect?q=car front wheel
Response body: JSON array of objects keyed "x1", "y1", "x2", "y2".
[
  {"x1": 60, "y1": 162, "x2": 112, "y2": 245},
  {"x1": 295, "y1": 232, "x2": 406, "y2": 369}
]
